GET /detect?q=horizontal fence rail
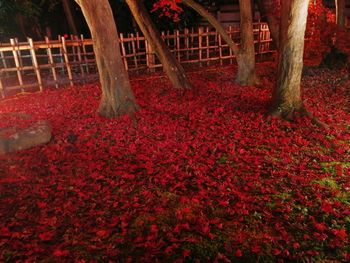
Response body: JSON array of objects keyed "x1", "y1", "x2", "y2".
[{"x1": 0, "y1": 23, "x2": 273, "y2": 98}]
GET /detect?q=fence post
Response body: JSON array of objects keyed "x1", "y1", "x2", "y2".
[
  {"x1": 119, "y1": 33, "x2": 129, "y2": 71},
  {"x1": 58, "y1": 35, "x2": 65, "y2": 74},
  {"x1": 228, "y1": 26, "x2": 233, "y2": 64},
  {"x1": 80, "y1": 35, "x2": 90, "y2": 74},
  {"x1": 74, "y1": 36, "x2": 85, "y2": 79},
  {"x1": 130, "y1": 33, "x2": 138, "y2": 69},
  {"x1": 184, "y1": 28, "x2": 190, "y2": 60},
  {"x1": 0, "y1": 50, "x2": 8, "y2": 77},
  {"x1": 10, "y1": 38, "x2": 24, "y2": 92},
  {"x1": 175, "y1": 29, "x2": 181, "y2": 62},
  {"x1": 198, "y1": 27, "x2": 203, "y2": 66},
  {"x1": 145, "y1": 39, "x2": 150, "y2": 70},
  {"x1": 28, "y1": 38, "x2": 43, "y2": 91},
  {"x1": 127, "y1": 34, "x2": 132, "y2": 55},
  {"x1": 145, "y1": 39, "x2": 155, "y2": 72},
  {"x1": 166, "y1": 30, "x2": 171, "y2": 47},
  {"x1": 136, "y1": 32, "x2": 140, "y2": 50},
  {"x1": 70, "y1": 35, "x2": 77, "y2": 64},
  {"x1": 258, "y1": 22, "x2": 262, "y2": 55},
  {"x1": 61, "y1": 36, "x2": 74, "y2": 86},
  {"x1": 45, "y1": 36, "x2": 59, "y2": 88},
  {"x1": 206, "y1": 27, "x2": 210, "y2": 65},
  {"x1": 256, "y1": 22, "x2": 262, "y2": 61},
  {"x1": 0, "y1": 51, "x2": 6, "y2": 68},
  {"x1": 0, "y1": 76, "x2": 4, "y2": 98},
  {"x1": 265, "y1": 24, "x2": 271, "y2": 53},
  {"x1": 218, "y1": 34, "x2": 223, "y2": 66},
  {"x1": 14, "y1": 38, "x2": 23, "y2": 69},
  {"x1": 191, "y1": 28, "x2": 195, "y2": 55}
]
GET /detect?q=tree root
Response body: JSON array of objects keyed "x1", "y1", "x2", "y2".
[
  {"x1": 299, "y1": 107, "x2": 329, "y2": 130},
  {"x1": 267, "y1": 105, "x2": 329, "y2": 130}
]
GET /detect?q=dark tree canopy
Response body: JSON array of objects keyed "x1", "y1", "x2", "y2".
[{"x1": 0, "y1": 0, "x2": 87, "y2": 40}]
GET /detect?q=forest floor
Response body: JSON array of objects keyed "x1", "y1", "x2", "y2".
[{"x1": 0, "y1": 62, "x2": 350, "y2": 262}]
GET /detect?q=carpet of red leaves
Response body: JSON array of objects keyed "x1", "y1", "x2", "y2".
[{"x1": 0, "y1": 63, "x2": 350, "y2": 262}]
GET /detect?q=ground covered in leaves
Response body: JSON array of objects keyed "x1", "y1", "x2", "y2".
[{"x1": 0, "y1": 63, "x2": 350, "y2": 262}]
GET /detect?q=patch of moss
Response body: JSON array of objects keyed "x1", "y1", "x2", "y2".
[
  {"x1": 272, "y1": 192, "x2": 291, "y2": 201},
  {"x1": 319, "y1": 162, "x2": 350, "y2": 175},
  {"x1": 313, "y1": 176, "x2": 340, "y2": 190},
  {"x1": 217, "y1": 154, "x2": 228, "y2": 164},
  {"x1": 183, "y1": 236, "x2": 226, "y2": 260},
  {"x1": 335, "y1": 191, "x2": 350, "y2": 205}
]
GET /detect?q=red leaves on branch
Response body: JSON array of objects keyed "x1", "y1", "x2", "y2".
[
  {"x1": 0, "y1": 64, "x2": 350, "y2": 261},
  {"x1": 152, "y1": 0, "x2": 183, "y2": 21},
  {"x1": 305, "y1": 0, "x2": 350, "y2": 60}
]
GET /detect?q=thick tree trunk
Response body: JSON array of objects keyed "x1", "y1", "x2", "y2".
[
  {"x1": 270, "y1": 0, "x2": 309, "y2": 117},
  {"x1": 62, "y1": 0, "x2": 78, "y2": 35},
  {"x1": 75, "y1": 0, "x2": 138, "y2": 118},
  {"x1": 126, "y1": 0, "x2": 191, "y2": 89},
  {"x1": 336, "y1": 0, "x2": 346, "y2": 28},
  {"x1": 236, "y1": 0, "x2": 259, "y2": 86},
  {"x1": 256, "y1": 0, "x2": 280, "y2": 48}
]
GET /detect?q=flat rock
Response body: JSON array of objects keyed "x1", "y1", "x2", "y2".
[{"x1": 0, "y1": 120, "x2": 52, "y2": 155}]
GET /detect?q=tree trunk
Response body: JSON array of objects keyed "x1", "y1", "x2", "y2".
[
  {"x1": 270, "y1": 0, "x2": 309, "y2": 117},
  {"x1": 62, "y1": 0, "x2": 78, "y2": 35},
  {"x1": 14, "y1": 14, "x2": 27, "y2": 39},
  {"x1": 183, "y1": 0, "x2": 240, "y2": 58},
  {"x1": 236, "y1": 0, "x2": 259, "y2": 86},
  {"x1": 75, "y1": 0, "x2": 138, "y2": 118},
  {"x1": 256, "y1": 0, "x2": 280, "y2": 48},
  {"x1": 182, "y1": 0, "x2": 256, "y2": 84},
  {"x1": 32, "y1": 20, "x2": 43, "y2": 40},
  {"x1": 336, "y1": 0, "x2": 346, "y2": 28},
  {"x1": 126, "y1": 0, "x2": 191, "y2": 89}
]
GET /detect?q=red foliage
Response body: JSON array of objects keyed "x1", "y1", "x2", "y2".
[
  {"x1": 0, "y1": 64, "x2": 350, "y2": 261},
  {"x1": 305, "y1": 0, "x2": 350, "y2": 61},
  {"x1": 304, "y1": 0, "x2": 335, "y2": 59},
  {"x1": 152, "y1": 0, "x2": 183, "y2": 22}
]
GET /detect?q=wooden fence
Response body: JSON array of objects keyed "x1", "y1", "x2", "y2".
[{"x1": 0, "y1": 22, "x2": 273, "y2": 98}]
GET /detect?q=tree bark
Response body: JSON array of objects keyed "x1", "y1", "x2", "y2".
[
  {"x1": 126, "y1": 0, "x2": 191, "y2": 89},
  {"x1": 270, "y1": 0, "x2": 309, "y2": 117},
  {"x1": 75, "y1": 0, "x2": 138, "y2": 118},
  {"x1": 336, "y1": 0, "x2": 346, "y2": 28},
  {"x1": 182, "y1": 0, "x2": 240, "y2": 58},
  {"x1": 182, "y1": 0, "x2": 259, "y2": 85},
  {"x1": 256, "y1": 0, "x2": 280, "y2": 48},
  {"x1": 62, "y1": 0, "x2": 78, "y2": 35},
  {"x1": 236, "y1": 0, "x2": 259, "y2": 86}
]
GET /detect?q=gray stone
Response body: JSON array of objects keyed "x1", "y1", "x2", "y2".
[{"x1": 0, "y1": 120, "x2": 52, "y2": 155}]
